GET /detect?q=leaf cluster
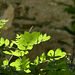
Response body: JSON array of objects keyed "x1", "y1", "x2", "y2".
[{"x1": 0, "y1": 19, "x2": 74, "y2": 75}]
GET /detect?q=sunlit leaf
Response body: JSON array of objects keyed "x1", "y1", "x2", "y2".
[
  {"x1": 47, "y1": 49, "x2": 66, "y2": 60},
  {"x1": 21, "y1": 31, "x2": 31, "y2": 42},
  {"x1": 10, "y1": 41, "x2": 14, "y2": 48},
  {"x1": 20, "y1": 51, "x2": 25, "y2": 56},
  {"x1": 55, "y1": 48, "x2": 66, "y2": 60},
  {"x1": 10, "y1": 59, "x2": 21, "y2": 67},
  {"x1": 21, "y1": 56, "x2": 30, "y2": 69},
  {"x1": 12, "y1": 50, "x2": 21, "y2": 57},
  {"x1": 42, "y1": 33, "x2": 51, "y2": 42},
  {"x1": 16, "y1": 34, "x2": 21, "y2": 39},
  {"x1": 3, "y1": 51, "x2": 12, "y2": 55},
  {"x1": 37, "y1": 34, "x2": 43, "y2": 44},
  {"x1": 25, "y1": 51, "x2": 29, "y2": 55},
  {"x1": 3, "y1": 59, "x2": 9, "y2": 66},
  {"x1": 18, "y1": 45, "x2": 26, "y2": 50},
  {"x1": 40, "y1": 53, "x2": 46, "y2": 62},
  {"x1": 31, "y1": 31, "x2": 40, "y2": 40},
  {"x1": 5, "y1": 39, "x2": 9, "y2": 46},
  {"x1": 34, "y1": 56, "x2": 39, "y2": 65},
  {"x1": 24, "y1": 69, "x2": 31, "y2": 73},
  {"x1": 0, "y1": 37, "x2": 4, "y2": 45},
  {"x1": 27, "y1": 45, "x2": 33, "y2": 50},
  {"x1": 47, "y1": 50, "x2": 54, "y2": 57}
]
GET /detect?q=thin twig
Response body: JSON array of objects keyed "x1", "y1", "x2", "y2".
[
  {"x1": 19, "y1": 56, "x2": 22, "y2": 60},
  {"x1": 29, "y1": 26, "x2": 33, "y2": 32},
  {"x1": 8, "y1": 55, "x2": 14, "y2": 62},
  {"x1": 8, "y1": 49, "x2": 16, "y2": 63}
]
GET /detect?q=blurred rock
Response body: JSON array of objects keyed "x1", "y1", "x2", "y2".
[{"x1": 0, "y1": 4, "x2": 14, "y2": 29}]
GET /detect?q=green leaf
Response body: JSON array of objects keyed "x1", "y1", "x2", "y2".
[
  {"x1": 25, "y1": 51, "x2": 29, "y2": 55},
  {"x1": 42, "y1": 33, "x2": 51, "y2": 41},
  {"x1": 0, "y1": 19, "x2": 8, "y2": 29},
  {"x1": 42, "y1": 33, "x2": 46, "y2": 41},
  {"x1": 17, "y1": 39, "x2": 27, "y2": 46},
  {"x1": 18, "y1": 45, "x2": 26, "y2": 50},
  {"x1": 10, "y1": 41, "x2": 14, "y2": 48},
  {"x1": 55, "y1": 48, "x2": 62, "y2": 56},
  {"x1": 47, "y1": 49, "x2": 66, "y2": 60},
  {"x1": 3, "y1": 51, "x2": 12, "y2": 55},
  {"x1": 47, "y1": 50, "x2": 54, "y2": 57},
  {"x1": 20, "y1": 51, "x2": 25, "y2": 56},
  {"x1": 12, "y1": 50, "x2": 22, "y2": 57},
  {"x1": 10, "y1": 59, "x2": 21, "y2": 71},
  {"x1": 2, "y1": 19, "x2": 9, "y2": 23},
  {"x1": 40, "y1": 53, "x2": 46, "y2": 62},
  {"x1": 4, "y1": 50, "x2": 25, "y2": 57},
  {"x1": 27, "y1": 45, "x2": 33, "y2": 50},
  {"x1": 16, "y1": 34, "x2": 21, "y2": 39},
  {"x1": 13, "y1": 50, "x2": 26, "y2": 57},
  {"x1": 28, "y1": 39, "x2": 37, "y2": 45},
  {"x1": 55, "y1": 48, "x2": 66, "y2": 60},
  {"x1": 21, "y1": 56, "x2": 30, "y2": 69},
  {"x1": 47, "y1": 50, "x2": 54, "y2": 61},
  {"x1": 10, "y1": 59, "x2": 21, "y2": 68},
  {"x1": 3, "y1": 59, "x2": 9, "y2": 66},
  {"x1": 5, "y1": 39, "x2": 9, "y2": 46},
  {"x1": 37, "y1": 34, "x2": 43, "y2": 44},
  {"x1": 0, "y1": 37, "x2": 4, "y2": 45},
  {"x1": 24, "y1": 69, "x2": 31, "y2": 73},
  {"x1": 45, "y1": 36, "x2": 51, "y2": 41},
  {"x1": 61, "y1": 52, "x2": 66, "y2": 58},
  {"x1": 31, "y1": 31, "x2": 40, "y2": 39},
  {"x1": 1, "y1": 26, "x2": 7, "y2": 29},
  {"x1": 55, "y1": 58, "x2": 68, "y2": 69},
  {"x1": 21, "y1": 56, "x2": 30, "y2": 64},
  {"x1": 21, "y1": 31, "x2": 31, "y2": 42},
  {"x1": 34, "y1": 56, "x2": 39, "y2": 65},
  {"x1": 28, "y1": 32, "x2": 40, "y2": 45}
]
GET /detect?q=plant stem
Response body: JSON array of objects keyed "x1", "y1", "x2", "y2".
[{"x1": 29, "y1": 26, "x2": 33, "y2": 32}]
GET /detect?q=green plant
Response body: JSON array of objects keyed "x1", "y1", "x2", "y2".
[
  {"x1": 0, "y1": 19, "x2": 74, "y2": 75},
  {"x1": 0, "y1": 19, "x2": 8, "y2": 29}
]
